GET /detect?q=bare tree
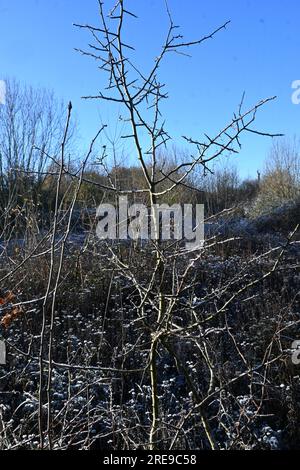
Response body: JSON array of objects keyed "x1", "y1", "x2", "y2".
[
  {"x1": 252, "y1": 138, "x2": 300, "y2": 215},
  {"x1": 0, "y1": 0, "x2": 298, "y2": 453},
  {"x1": 72, "y1": 0, "x2": 286, "y2": 450},
  {"x1": 0, "y1": 78, "x2": 74, "y2": 217}
]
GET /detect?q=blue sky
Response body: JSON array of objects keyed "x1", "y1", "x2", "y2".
[{"x1": 1, "y1": 0, "x2": 300, "y2": 179}]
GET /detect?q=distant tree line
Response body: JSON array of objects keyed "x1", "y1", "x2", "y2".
[{"x1": 1, "y1": 79, "x2": 299, "y2": 237}]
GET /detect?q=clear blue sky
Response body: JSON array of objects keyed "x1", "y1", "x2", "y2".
[{"x1": 1, "y1": 0, "x2": 300, "y2": 179}]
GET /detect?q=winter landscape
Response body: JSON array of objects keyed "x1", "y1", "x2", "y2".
[{"x1": 0, "y1": 0, "x2": 300, "y2": 457}]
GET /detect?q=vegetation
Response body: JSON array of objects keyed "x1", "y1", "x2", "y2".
[{"x1": 0, "y1": 0, "x2": 299, "y2": 451}]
